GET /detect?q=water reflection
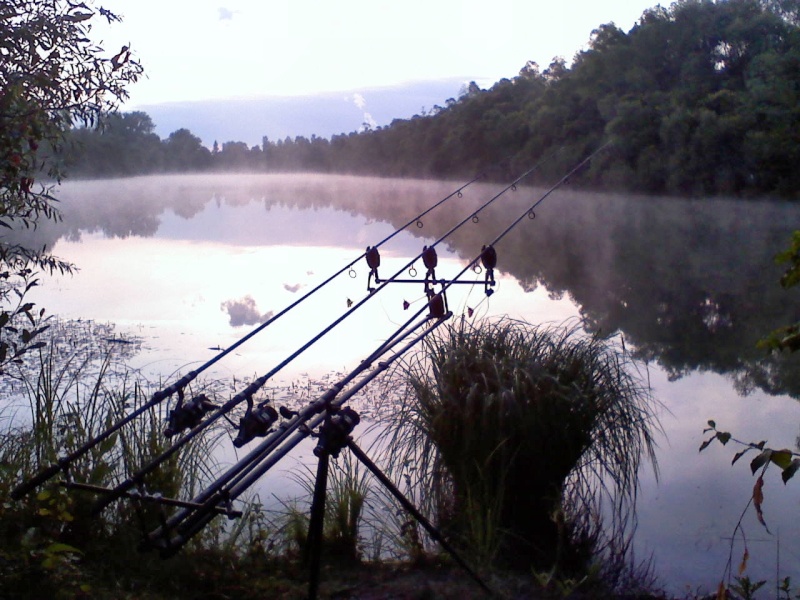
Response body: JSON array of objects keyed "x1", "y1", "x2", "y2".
[
  {"x1": 7, "y1": 173, "x2": 800, "y2": 594},
  {"x1": 16, "y1": 174, "x2": 800, "y2": 398}
]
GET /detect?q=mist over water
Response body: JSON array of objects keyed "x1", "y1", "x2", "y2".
[{"x1": 12, "y1": 173, "x2": 800, "y2": 594}]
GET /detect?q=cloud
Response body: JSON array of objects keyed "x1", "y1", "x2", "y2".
[
  {"x1": 350, "y1": 93, "x2": 378, "y2": 131},
  {"x1": 352, "y1": 93, "x2": 367, "y2": 110},
  {"x1": 218, "y1": 7, "x2": 235, "y2": 20},
  {"x1": 283, "y1": 283, "x2": 304, "y2": 293},
  {"x1": 221, "y1": 296, "x2": 273, "y2": 327}
]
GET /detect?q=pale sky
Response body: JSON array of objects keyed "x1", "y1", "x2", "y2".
[{"x1": 94, "y1": 0, "x2": 663, "y2": 107}]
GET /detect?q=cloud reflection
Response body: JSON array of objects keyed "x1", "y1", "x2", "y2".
[{"x1": 221, "y1": 295, "x2": 273, "y2": 327}]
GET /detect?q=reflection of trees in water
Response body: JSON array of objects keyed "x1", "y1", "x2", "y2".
[
  {"x1": 9, "y1": 174, "x2": 800, "y2": 398},
  {"x1": 7, "y1": 174, "x2": 459, "y2": 252},
  {"x1": 400, "y1": 189, "x2": 800, "y2": 399}
]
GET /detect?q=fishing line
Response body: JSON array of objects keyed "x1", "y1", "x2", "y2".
[{"x1": 419, "y1": 142, "x2": 612, "y2": 321}]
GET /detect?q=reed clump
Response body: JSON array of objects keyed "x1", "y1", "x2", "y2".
[
  {"x1": 380, "y1": 317, "x2": 660, "y2": 585},
  {"x1": 0, "y1": 326, "x2": 226, "y2": 598}
]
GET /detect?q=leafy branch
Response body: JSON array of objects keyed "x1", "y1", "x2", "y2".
[
  {"x1": 758, "y1": 230, "x2": 800, "y2": 353},
  {"x1": 700, "y1": 420, "x2": 800, "y2": 597}
]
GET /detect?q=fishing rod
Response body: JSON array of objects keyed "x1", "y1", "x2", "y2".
[
  {"x1": 9, "y1": 161, "x2": 504, "y2": 502},
  {"x1": 145, "y1": 316, "x2": 435, "y2": 540},
  {"x1": 153, "y1": 310, "x2": 453, "y2": 556},
  {"x1": 152, "y1": 311, "x2": 498, "y2": 599},
  {"x1": 406, "y1": 141, "x2": 613, "y2": 309},
  {"x1": 76, "y1": 144, "x2": 608, "y2": 600},
  {"x1": 147, "y1": 142, "x2": 609, "y2": 550},
  {"x1": 146, "y1": 133, "x2": 606, "y2": 578},
  {"x1": 89, "y1": 285, "x2": 444, "y2": 516},
  {"x1": 87, "y1": 157, "x2": 555, "y2": 516}
]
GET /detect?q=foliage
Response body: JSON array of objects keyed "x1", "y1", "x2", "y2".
[
  {"x1": 699, "y1": 420, "x2": 800, "y2": 597},
  {"x1": 699, "y1": 230, "x2": 800, "y2": 598},
  {"x1": 759, "y1": 230, "x2": 800, "y2": 352},
  {"x1": 0, "y1": 328, "x2": 227, "y2": 598},
  {"x1": 1, "y1": 1, "x2": 142, "y2": 374},
  {"x1": 379, "y1": 317, "x2": 659, "y2": 582},
  {"x1": 284, "y1": 452, "x2": 370, "y2": 564},
  {"x1": 56, "y1": 0, "x2": 800, "y2": 198}
]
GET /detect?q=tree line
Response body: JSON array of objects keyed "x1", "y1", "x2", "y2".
[{"x1": 59, "y1": 0, "x2": 800, "y2": 197}]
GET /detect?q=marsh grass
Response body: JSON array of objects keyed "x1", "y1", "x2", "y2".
[
  {"x1": 0, "y1": 326, "x2": 230, "y2": 597},
  {"x1": 282, "y1": 450, "x2": 371, "y2": 564},
  {"x1": 377, "y1": 317, "x2": 660, "y2": 585}
]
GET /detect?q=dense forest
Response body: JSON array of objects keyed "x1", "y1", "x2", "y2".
[{"x1": 60, "y1": 0, "x2": 800, "y2": 197}]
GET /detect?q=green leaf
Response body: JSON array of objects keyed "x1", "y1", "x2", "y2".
[
  {"x1": 45, "y1": 542, "x2": 82, "y2": 555},
  {"x1": 699, "y1": 437, "x2": 715, "y2": 452},
  {"x1": 781, "y1": 459, "x2": 800, "y2": 484},
  {"x1": 732, "y1": 448, "x2": 750, "y2": 465},
  {"x1": 750, "y1": 449, "x2": 772, "y2": 474},
  {"x1": 770, "y1": 449, "x2": 793, "y2": 470},
  {"x1": 63, "y1": 11, "x2": 93, "y2": 22},
  {"x1": 716, "y1": 431, "x2": 731, "y2": 445},
  {"x1": 707, "y1": 419, "x2": 716, "y2": 428}
]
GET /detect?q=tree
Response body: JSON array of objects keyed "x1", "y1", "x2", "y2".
[
  {"x1": 68, "y1": 111, "x2": 163, "y2": 176},
  {"x1": 163, "y1": 128, "x2": 211, "y2": 172},
  {"x1": 0, "y1": 1, "x2": 143, "y2": 372}
]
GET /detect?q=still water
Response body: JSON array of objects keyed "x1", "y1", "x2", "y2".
[{"x1": 14, "y1": 173, "x2": 800, "y2": 595}]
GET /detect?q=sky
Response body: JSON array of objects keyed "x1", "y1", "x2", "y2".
[{"x1": 95, "y1": 0, "x2": 663, "y2": 107}]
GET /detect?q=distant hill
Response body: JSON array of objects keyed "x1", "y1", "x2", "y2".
[{"x1": 135, "y1": 78, "x2": 469, "y2": 147}]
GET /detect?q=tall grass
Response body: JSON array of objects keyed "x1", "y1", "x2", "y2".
[
  {"x1": 378, "y1": 317, "x2": 660, "y2": 582},
  {"x1": 283, "y1": 451, "x2": 371, "y2": 564},
  {"x1": 0, "y1": 326, "x2": 227, "y2": 597}
]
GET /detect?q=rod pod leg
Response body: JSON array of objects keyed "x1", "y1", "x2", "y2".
[
  {"x1": 346, "y1": 439, "x2": 495, "y2": 598},
  {"x1": 305, "y1": 450, "x2": 330, "y2": 600}
]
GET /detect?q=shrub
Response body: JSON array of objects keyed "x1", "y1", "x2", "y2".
[{"x1": 381, "y1": 317, "x2": 659, "y2": 579}]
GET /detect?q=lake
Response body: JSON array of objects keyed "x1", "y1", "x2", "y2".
[{"x1": 10, "y1": 172, "x2": 800, "y2": 596}]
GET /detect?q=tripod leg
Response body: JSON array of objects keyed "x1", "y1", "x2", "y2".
[
  {"x1": 306, "y1": 451, "x2": 329, "y2": 600},
  {"x1": 346, "y1": 440, "x2": 494, "y2": 597}
]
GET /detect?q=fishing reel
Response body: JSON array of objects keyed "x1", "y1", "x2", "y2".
[
  {"x1": 164, "y1": 393, "x2": 218, "y2": 437},
  {"x1": 313, "y1": 407, "x2": 360, "y2": 458},
  {"x1": 233, "y1": 397, "x2": 279, "y2": 447}
]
